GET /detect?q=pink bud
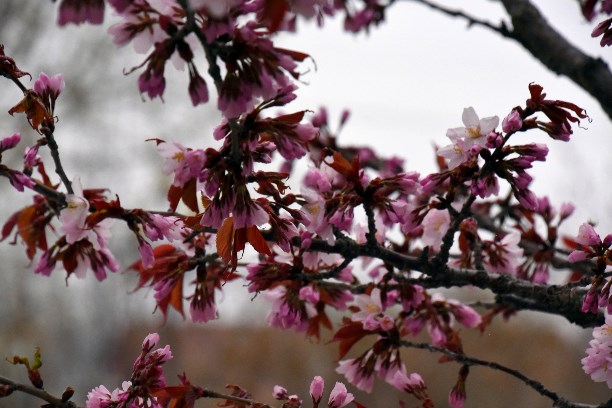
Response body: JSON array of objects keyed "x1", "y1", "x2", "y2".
[
  {"x1": 559, "y1": 202, "x2": 575, "y2": 221},
  {"x1": 576, "y1": 223, "x2": 601, "y2": 246},
  {"x1": 309, "y1": 376, "x2": 324, "y2": 404},
  {"x1": 0, "y1": 132, "x2": 21, "y2": 152},
  {"x1": 142, "y1": 333, "x2": 160, "y2": 352},
  {"x1": 328, "y1": 382, "x2": 354, "y2": 408},
  {"x1": 273, "y1": 385, "x2": 288, "y2": 400},
  {"x1": 502, "y1": 109, "x2": 522, "y2": 133}
]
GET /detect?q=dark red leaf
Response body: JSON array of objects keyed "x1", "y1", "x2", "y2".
[
  {"x1": 246, "y1": 226, "x2": 271, "y2": 256},
  {"x1": 332, "y1": 320, "x2": 371, "y2": 359},
  {"x1": 216, "y1": 217, "x2": 234, "y2": 265}
]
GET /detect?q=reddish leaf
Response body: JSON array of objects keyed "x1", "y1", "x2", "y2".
[
  {"x1": 261, "y1": 0, "x2": 289, "y2": 32},
  {"x1": 246, "y1": 226, "x2": 271, "y2": 256},
  {"x1": 181, "y1": 178, "x2": 199, "y2": 213},
  {"x1": 151, "y1": 386, "x2": 190, "y2": 399},
  {"x1": 157, "y1": 273, "x2": 185, "y2": 319},
  {"x1": 168, "y1": 184, "x2": 182, "y2": 212},
  {"x1": 326, "y1": 150, "x2": 357, "y2": 179},
  {"x1": 8, "y1": 90, "x2": 48, "y2": 132},
  {"x1": 216, "y1": 217, "x2": 235, "y2": 265},
  {"x1": 332, "y1": 320, "x2": 371, "y2": 359},
  {"x1": 1, "y1": 211, "x2": 19, "y2": 241},
  {"x1": 274, "y1": 110, "x2": 306, "y2": 125},
  {"x1": 275, "y1": 47, "x2": 310, "y2": 62}
]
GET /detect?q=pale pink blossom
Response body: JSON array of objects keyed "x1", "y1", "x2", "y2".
[
  {"x1": 336, "y1": 358, "x2": 374, "y2": 392},
  {"x1": 437, "y1": 137, "x2": 476, "y2": 170},
  {"x1": 85, "y1": 385, "x2": 112, "y2": 408},
  {"x1": 446, "y1": 107, "x2": 499, "y2": 149},
  {"x1": 352, "y1": 288, "x2": 393, "y2": 331},
  {"x1": 327, "y1": 382, "x2": 354, "y2": 408},
  {"x1": 190, "y1": 285, "x2": 218, "y2": 323},
  {"x1": 484, "y1": 231, "x2": 524, "y2": 274},
  {"x1": 576, "y1": 223, "x2": 602, "y2": 246},
  {"x1": 387, "y1": 369, "x2": 426, "y2": 394},
  {"x1": 156, "y1": 142, "x2": 206, "y2": 187},
  {"x1": 421, "y1": 209, "x2": 451, "y2": 251},
  {"x1": 273, "y1": 385, "x2": 288, "y2": 400},
  {"x1": 448, "y1": 300, "x2": 482, "y2": 328},
  {"x1": 582, "y1": 313, "x2": 612, "y2": 388},
  {"x1": 309, "y1": 376, "x2": 324, "y2": 404}
]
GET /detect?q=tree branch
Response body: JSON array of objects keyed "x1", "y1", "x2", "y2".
[
  {"x1": 399, "y1": 341, "x2": 603, "y2": 408},
  {"x1": 0, "y1": 376, "x2": 77, "y2": 408},
  {"x1": 407, "y1": 0, "x2": 515, "y2": 38},
  {"x1": 497, "y1": 0, "x2": 612, "y2": 120}
]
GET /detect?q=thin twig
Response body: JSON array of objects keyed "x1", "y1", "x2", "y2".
[
  {"x1": 398, "y1": 341, "x2": 600, "y2": 408},
  {"x1": 405, "y1": 0, "x2": 515, "y2": 38},
  {"x1": 0, "y1": 376, "x2": 77, "y2": 408}
]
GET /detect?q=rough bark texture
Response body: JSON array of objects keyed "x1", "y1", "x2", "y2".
[{"x1": 500, "y1": 0, "x2": 612, "y2": 120}]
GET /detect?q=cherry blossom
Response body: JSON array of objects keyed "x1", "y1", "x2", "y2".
[
  {"x1": 421, "y1": 208, "x2": 451, "y2": 251},
  {"x1": 582, "y1": 313, "x2": 612, "y2": 388}
]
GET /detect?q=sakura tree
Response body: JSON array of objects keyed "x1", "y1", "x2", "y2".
[{"x1": 0, "y1": 1, "x2": 611, "y2": 408}]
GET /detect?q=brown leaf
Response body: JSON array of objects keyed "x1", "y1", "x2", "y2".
[
  {"x1": 216, "y1": 217, "x2": 235, "y2": 265},
  {"x1": 246, "y1": 226, "x2": 271, "y2": 256}
]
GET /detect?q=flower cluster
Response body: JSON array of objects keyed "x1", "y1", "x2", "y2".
[
  {"x1": 86, "y1": 333, "x2": 172, "y2": 408},
  {"x1": 582, "y1": 313, "x2": 612, "y2": 388}
]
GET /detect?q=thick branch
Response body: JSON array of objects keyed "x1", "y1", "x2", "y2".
[
  {"x1": 499, "y1": 0, "x2": 612, "y2": 120},
  {"x1": 408, "y1": 0, "x2": 612, "y2": 120},
  {"x1": 308, "y1": 237, "x2": 604, "y2": 327}
]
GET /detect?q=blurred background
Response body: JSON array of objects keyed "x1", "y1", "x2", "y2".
[{"x1": 0, "y1": 1, "x2": 611, "y2": 407}]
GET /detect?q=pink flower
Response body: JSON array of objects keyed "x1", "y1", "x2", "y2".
[
  {"x1": 336, "y1": 358, "x2": 374, "y2": 393},
  {"x1": 352, "y1": 288, "x2": 394, "y2": 331},
  {"x1": 502, "y1": 109, "x2": 523, "y2": 133},
  {"x1": 449, "y1": 384, "x2": 466, "y2": 408},
  {"x1": 484, "y1": 231, "x2": 524, "y2": 274},
  {"x1": 86, "y1": 385, "x2": 112, "y2": 408},
  {"x1": 309, "y1": 376, "x2": 324, "y2": 404},
  {"x1": 264, "y1": 286, "x2": 311, "y2": 331},
  {"x1": 273, "y1": 385, "x2": 288, "y2": 400},
  {"x1": 568, "y1": 224, "x2": 612, "y2": 263},
  {"x1": 387, "y1": 369, "x2": 426, "y2": 395},
  {"x1": 34, "y1": 72, "x2": 65, "y2": 98},
  {"x1": 6, "y1": 170, "x2": 35, "y2": 192},
  {"x1": 327, "y1": 382, "x2": 354, "y2": 408},
  {"x1": 188, "y1": 65, "x2": 209, "y2": 106},
  {"x1": 23, "y1": 144, "x2": 42, "y2": 169},
  {"x1": 421, "y1": 209, "x2": 451, "y2": 251},
  {"x1": 59, "y1": 178, "x2": 91, "y2": 244},
  {"x1": 156, "y1": 141, "x2": 206, "y2": 187},
  {"x1": 138, "y1": 240, "x2": 155, "y2": 269},
  {"x1": 446, "y1": 107, "x2": 499, "y2": 149},
  {"x1": 57, "y1": 0, "x2": 104, "y2": 26},
  {"x1": 576, "y1": 223, "x2": 602, "y2": 246},
  {"x1": 0, "y1": 132, "x2": 20, "y2": 152},
  {"x1": 581, "y1": 313, "x2": 612, "y2": 388},
  {"x1": 592, "y1": 17, "x2": 612, "y2": 47},
  {"x1": 299, "y1": 286, "x2": 320, "y2": 304},
  {"x1": 438, "y1": 137, "x2": 475, "y2": 170},
  {"x1": 448, "y1": 300, "x2": 482, "y2": 328},
  {"x1": 34, "y1": 251, "x2": 56, "y2": 276},
  {"x1": 139, "y1": 70, "x2": 166, "y2": 100},
  {"x1": 190, "y1": 284, "x2": 218, "y2": 323}
]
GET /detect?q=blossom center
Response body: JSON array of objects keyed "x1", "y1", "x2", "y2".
[{"x1": 467, "y1": 126, "x2": 481, "y2": 138}]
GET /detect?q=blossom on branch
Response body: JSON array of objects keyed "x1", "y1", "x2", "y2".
[{"x1": 582, "y1": 313, "x2": 612, "y2": 388}]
